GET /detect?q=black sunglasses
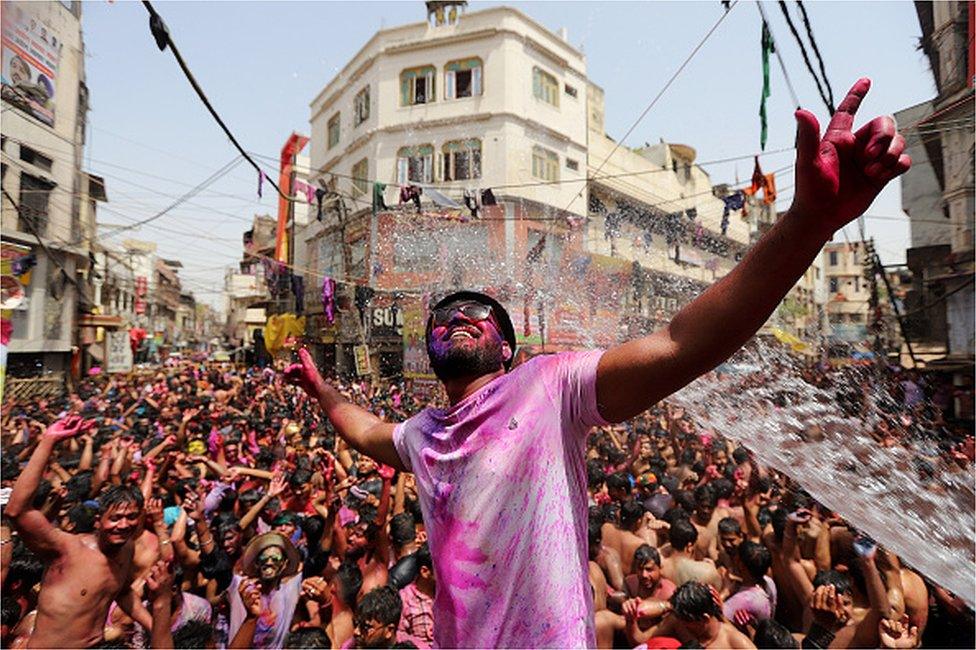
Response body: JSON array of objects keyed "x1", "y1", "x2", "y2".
[{"x1": 430, "y1": 302, "x2": 493, "y2": 328}]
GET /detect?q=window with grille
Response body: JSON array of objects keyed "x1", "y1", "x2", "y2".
[
  {"x1": 445, "y1": 58, "x2": 482, "y2": 99},
  {"x1": 18, "y1": 173, "x2": 52, "y2": 234},
  {"x1": 328, "y1": 113, "x2": 341, "y2": 149},
  {"x1": 564, "y1": 83, "x2": 578, "y2": 98},
  {"x1": 532, "y1": 67, "x2": 559, "y2": 107},
  {"x1": 442, "y1": 139, "x2": 481, "y2": 181},
  {"x1": 400, "y1": 66, "x2": 435, "y2": 105},
  {"x1": 352, "y1": 158, "x2": 368, "y2": 195},
  {"x1": 531, "y1": 146, "x2": 559, "y2": 182},
  {"x1": 566, "y1": 158, "x2": 579, "y2": 171},
  {"x1": 396, "y1": 145, "x2": 433, "y2": 184},
  {"x1": 354, "y1": 86, "x2": 370, "y2": 126}
]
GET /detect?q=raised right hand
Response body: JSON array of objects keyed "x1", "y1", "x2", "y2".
[{"x1": 283, "y1": 348, "x2": 325, "y2": 397}]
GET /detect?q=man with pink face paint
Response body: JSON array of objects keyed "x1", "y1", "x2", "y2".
[{"x1": 285, "y1": 79, "x2": 911, "y2": 648}]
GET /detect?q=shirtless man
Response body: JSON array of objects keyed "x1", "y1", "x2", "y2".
[
  {"x1": 625, "y1": 581, "x2": 755, "y2": 648},
  {"x1": 5, "y1": 416, "x2": 152, "y2": 648},
  {"x1": 662, "y1": 519, "x2": 721, "y2": 590},
  {"x1": 691, "y1": 483, "x2": 728, "y2": 561},
  {"x1": 608, "y1": 500, "x2": 668, "y2": 572}
]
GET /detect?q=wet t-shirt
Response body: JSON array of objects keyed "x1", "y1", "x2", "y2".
[{"x1": 393, "y1": 351, "x2": 608, "y2": 648}]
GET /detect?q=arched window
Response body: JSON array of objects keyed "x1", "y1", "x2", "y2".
[
  {"x1": 400, "y1": 66, "x2": 436, "y2": 105},
  {"x1": 442, "y1": 139, "x2": 481, "y2": 181},
  {"x1": 445, "y1": 58, "x2": 483, "y2": 99},
  {"x1": 397, "y1": 145, "x2": 433, "y2": 184}
]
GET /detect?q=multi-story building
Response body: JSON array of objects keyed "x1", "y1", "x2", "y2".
[
  {"x1": 895, "y1": 1, "x2": 974, "y2": 381},
  {"x1": 0, "y1": 0, "x2": 102, "y2": 378},
  {"x1": 302, "y1": 3, "x2": 591, "y2": 376},
  {"x1": 225, "y1": 215, "x2": 275, "y2": 347},
  {"x1": 584, "y1": 80, "x2": 753, "y2": 339},
  {"x1": 823, "y1": 241, "x2": 872, "y2": 347},
  {"x1": 822, "y1": 241, "x2": 905, "y2": 362},
  {"x1": 153, "y1": 258, "x2": 183, "y2": 346}
]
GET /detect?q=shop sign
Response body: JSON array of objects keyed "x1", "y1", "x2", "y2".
[
  {"x1": 105, "y1": 330, "x2": 132, "y2": 373},
  {"x1": 353, "y1": 344, "x2": 372, "y2": 376}
]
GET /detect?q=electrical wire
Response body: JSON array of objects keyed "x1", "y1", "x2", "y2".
[
  {"x1": 2, "y1": 188, "x2": 94, "y2": 304},
  {"x1": 140, "y1": 1, "x2": 298, "y2": 204},
  {"x1": 777, "y1": 0, "x2": 834, "y2": 114},
  {"x1": 100, "y1": 156, "x2": 244, "y2": 236},
  {"x1": 795, "y1": 0, "x2": 835, "y2": 109},
  {"x1": 567, "y1": 0, "x2": 741, "y2": 217}
]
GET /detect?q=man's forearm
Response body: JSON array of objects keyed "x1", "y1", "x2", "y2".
[
  {"x1": 6, "y1": 438, "x2": 56, "y2": 519},
  {"x1": 150, "y1": 597, "x2": 174, "y2": 648},
  {"x1": 666, "y1": 210, "x2": 829, "y2": 385},
  {"x1": 312, "y1": 383, "x2": 384, "y2": 448},
  {"x1": 861, "y1": 558, "x2": 893, "y2": 618},
  {"x1": 229, "y1": 617, "x2": 257, "y2": 650}
]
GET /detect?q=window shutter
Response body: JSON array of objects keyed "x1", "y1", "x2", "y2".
[
  {"x1": 426, "y1": 70, "x2": 435, "y2": 101},
  {"x1": 445, "y1": 70, "x2": 455, "y2": 99},
  {"x1": 397, "y1": 158, "x2": 408, "y2": 185},
  {"x1": 437, "y1": 152, "x2": 445, "y2": 181},
  {"x1": 400, "y1": 78, "x2": 409, "y2": 106},
  {"x1": 423, "y1": 154, "x2": 433, "y2": 183},
  {"x1": 532, "y1": 69, "x2": 541, "y2": 99},
  {"x1": 472, "y1": 66, "x2": 482, "y2": 96}
]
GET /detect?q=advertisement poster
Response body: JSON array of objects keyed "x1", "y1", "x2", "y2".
[
  {"x1": 105, "y1": 330, "x2": 133, "y2": 374},
  {"x1": 401, "y1": 301, "x2": 434, "y2": 379},
  {"x1": 1, "y1": 1, "x2": 61, "y2": 126}
]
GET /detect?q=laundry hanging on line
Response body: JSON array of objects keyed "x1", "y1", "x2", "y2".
[
  {"x1": 292, "y1": 179, "x2": 316, "y2": 204},
  {"x1": 315, "y1": 188, "x2": 327, "y2": 221},
  {"x1": 321, "y1": 276, "x2": 337, "y2": 324},
  {"x1": 257, "y1": 170, "x2": 266, "y2": 198},
  {"x1": 399, "y1": 185, "x2": 422, "y2": 213},
  {"x1": 463, "y1": 189, "x2": 481, "y2": 219},
  {"x1": 422, "y1": 186, "x2": 463, "y2": 210},
  {"x1": 372, "y1": 182, "x2": 388, "y2": 216},
  {"x1": 291, "y1": 275, "x2": 305, "y2": 315}
]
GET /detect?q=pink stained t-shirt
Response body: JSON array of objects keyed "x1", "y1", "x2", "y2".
[{"x1": 392, "y1": 350, "x2": 608, "y2": 648}]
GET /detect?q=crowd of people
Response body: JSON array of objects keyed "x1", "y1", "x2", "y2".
[{"x1": 0, "y1": 356, "x2": 971, "y2": 649}]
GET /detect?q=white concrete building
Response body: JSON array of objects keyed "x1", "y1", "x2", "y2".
[
  {"x1": 1, "y1": 0, "x2": 97, "y2": 375},
  {"x1": 309, "y1": 4, "x2": 588, "y2": 216}
]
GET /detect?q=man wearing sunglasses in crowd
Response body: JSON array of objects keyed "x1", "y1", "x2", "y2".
[{"x1": 285, "y1": 79, "x2": 911, "y2": 648}]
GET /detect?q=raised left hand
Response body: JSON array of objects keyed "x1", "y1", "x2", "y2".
[{"x1": 791, "y1": 78, "x2": 911, "y2": 235}]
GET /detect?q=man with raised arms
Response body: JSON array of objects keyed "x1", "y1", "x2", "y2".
[
  {"x1": 5, "y1": 416, "x2": 153, "y2": 648},
  {"x1": 285, "y1": 79, "x2": 909, "y2": 647}
]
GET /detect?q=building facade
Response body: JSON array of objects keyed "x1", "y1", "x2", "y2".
[
  {"x1": 1, "y1": 0, "x2": 99, "y2": 378},
  {"x1": 896, "y1": 0, "x2": 974, "y2": 375}
]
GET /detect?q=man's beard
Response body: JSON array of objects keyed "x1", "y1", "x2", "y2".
[{"x1": 428, "y1": 335, "x2": 504, "y2": 382}]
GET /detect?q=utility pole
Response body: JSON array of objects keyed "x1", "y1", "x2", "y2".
[{"x1": 864, "y1": 239, "x2": 917, "y2": 367}]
